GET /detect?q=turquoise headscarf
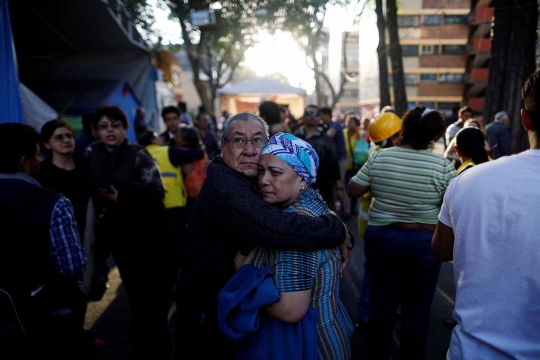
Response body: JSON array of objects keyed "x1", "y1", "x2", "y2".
[{"x1": 261, "y1": 132, "x2": 319, "y2": 184}]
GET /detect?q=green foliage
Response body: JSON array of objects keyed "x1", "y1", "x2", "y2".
[{"x1": 122, "y1": 0, "x2": 157, "y2": 41}]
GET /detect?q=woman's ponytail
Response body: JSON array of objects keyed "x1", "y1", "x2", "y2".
[{"x1": 456, "y1": 127, "x2": 489, "y2": 165}]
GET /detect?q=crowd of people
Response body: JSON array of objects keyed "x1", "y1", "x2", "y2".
[{"x1": 0, "y1": 69, "x2": 538, "y2": 360}]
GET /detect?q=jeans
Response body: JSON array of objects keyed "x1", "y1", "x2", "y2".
[
  {"x1": 357, "y1": 267, "x2": 372, "y2": 324},
  {"x1": 364, "y1": 225, "x2": 441, "y2": 360}
]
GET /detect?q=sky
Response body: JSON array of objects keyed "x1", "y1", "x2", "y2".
[{"x1": 146, "y1": 0, "x2": 377, "y2": 95}]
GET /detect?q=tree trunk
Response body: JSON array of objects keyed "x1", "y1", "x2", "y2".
[
  {"x1": 375, "y1": 0, "x2": 391, "y2": 110},
  {"x1": 483, "y1": 0, "x2": 537, "y2": 153},
  {"x1": 386, "y1": 0, "x2": 408, "y2": 117}
]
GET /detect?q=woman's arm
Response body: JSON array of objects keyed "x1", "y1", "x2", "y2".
[
  {"x1": 347, "y1": 181, "x2": 370, "y2": 198},
  {"x1": 266, "y1": 290, "x2": 312, "y2": 323}
]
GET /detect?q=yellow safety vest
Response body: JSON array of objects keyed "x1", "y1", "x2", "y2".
[{"x1": 146, "y1": 144, "x2": 187, "y2": 209}]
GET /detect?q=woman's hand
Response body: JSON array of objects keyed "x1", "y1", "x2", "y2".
[{"x1": 234, "y1": 248, "x2": 257, "y2": 270}]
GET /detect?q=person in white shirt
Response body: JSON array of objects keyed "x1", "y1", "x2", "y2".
[{"x1": 432, "y1": 69, "x2": 540, "y2": 360}]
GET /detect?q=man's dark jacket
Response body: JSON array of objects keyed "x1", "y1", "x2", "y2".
[
  {"x1": 485, "y1": 121, "x2": 511, "y2": 159},
  {"x1": 176, "y1": 156, "x2": 348, "y2": 310},
  {"x1": 296, "y1": 128, "x2": 341, "y2": 206}
]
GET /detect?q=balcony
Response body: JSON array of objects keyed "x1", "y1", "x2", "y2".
[
  {"x1": 468, "y1": 97, "x2": 485, "y2": 111},
  {"x1": 471, "y1": 7, "x2": 494, "y2": 38},
  {"x1": 470, "y1": 68, "x2": 489, "y2": 82},
  {"x1": 471, "y1": 38, "x2": 491, "y2": 52},
  {"x1": 474, "y1": 7, "x2": 494, "y2": 22}
]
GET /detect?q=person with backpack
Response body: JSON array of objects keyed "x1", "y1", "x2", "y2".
[{"x1": 0, "y1": 123, "x2": 87, "y2": 359}]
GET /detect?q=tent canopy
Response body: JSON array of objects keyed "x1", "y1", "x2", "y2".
[
  {"x1": 8, "y1": 0, "x2": 157, "y2": 126},
  {"x1": 26, "y1": 79, "x2": 141, "y2": 143},
  {"x1": 218, "y1": 77, "x2": 307, "y2": 96}
]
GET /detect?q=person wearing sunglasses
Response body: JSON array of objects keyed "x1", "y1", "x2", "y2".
[{"x1": 39, "y1": 120, "x2": 91, "y2": 240}]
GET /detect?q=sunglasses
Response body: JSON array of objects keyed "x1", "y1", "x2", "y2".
[
  {"x1": 304, "y1": 111, "x2": 319, "y2": 117},
  {"x1": 52, "y1": 133, "x2": 74, "y2": 141}
]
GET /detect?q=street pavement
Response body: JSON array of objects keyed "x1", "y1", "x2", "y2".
[{"x1": 85, "y1": 215, "x2": 456, "y2": 360}]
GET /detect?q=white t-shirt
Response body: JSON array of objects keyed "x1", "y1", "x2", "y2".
[{"x1": 439, "y1": 150, "x2": 540, "y2": 360}]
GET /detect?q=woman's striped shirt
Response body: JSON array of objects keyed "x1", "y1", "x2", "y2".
[
  {"x1": 254, "y1": 187, "x2": 354, "y2": 360},
  {"x1": 351, "y1": 146, "x2": 456, "y2": 226}
]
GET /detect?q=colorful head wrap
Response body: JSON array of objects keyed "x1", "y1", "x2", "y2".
[{"x1": 261, "y1": 132, "x2": 319, "y2": 184}]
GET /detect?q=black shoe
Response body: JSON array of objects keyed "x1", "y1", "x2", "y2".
[{"x1": 443, "y1": 319, "x2": 457, "y2": 329}]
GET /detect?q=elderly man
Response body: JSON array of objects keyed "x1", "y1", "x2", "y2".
[
  {"x1": 432, "y1": 70, "x2": 540, "y2": 360},
  {"x1": 484, "y1": 111, "x2": 512, "y2": 159},
  {"x1": 445, "y1": 106, "x2": 474, "y2": 147},
  {"x1": 173, "y1": 112, "x2": 352, "y2": 360}
]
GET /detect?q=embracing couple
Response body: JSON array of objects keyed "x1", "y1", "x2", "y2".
[{"x1": 173, "y1": 112, "x2": 354, "y2": 360}]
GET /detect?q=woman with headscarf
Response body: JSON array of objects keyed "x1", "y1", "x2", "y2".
[
  {"x1": 230, "y1": 132, "x2": 354, "y2": 360},
  {"x1": 348, "y1": 107, "x2": 456, "y2": 360}
]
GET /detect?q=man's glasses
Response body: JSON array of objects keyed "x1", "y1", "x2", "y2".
[
  {"x1": 304, "y1": 110, "x2": 319, "y2": 117},
  {"x1": 223, "y1": 136, "x2": 268, "y2": 149},
  {"x1": 97, "y1": 122, "x2": 123, "y2": 131},
  {"x1": 52, "y1": 133, "x2": 73, "y2": 141}
]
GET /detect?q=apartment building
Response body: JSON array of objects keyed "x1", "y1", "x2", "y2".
[
  {"x1": 336, "y1": 30, "x2": 362, "y2": 114},
  {"x1": 464, "y1": 0, "x2": 493, "y2": 112},
  {"x1": 358, "y1": 0, "x2": 472, "y2": 117}
]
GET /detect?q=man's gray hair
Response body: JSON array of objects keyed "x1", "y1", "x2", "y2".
[
  {"x1": 221, "y1": 112, "x2": 269, "y2": 139},
  {"x1": 494, "y1": 111, "x2": 509, "y2": 122}
]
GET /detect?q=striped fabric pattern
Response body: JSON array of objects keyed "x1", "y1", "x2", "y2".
[
  {"x1": 254, "y1": 187, "x2": 354, "y2": 360},
  {"x1": 351, "y1": 146, "x2": 456, "y2": 226}
]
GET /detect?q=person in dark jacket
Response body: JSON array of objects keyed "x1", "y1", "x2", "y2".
[
  {"x1": 173, "y1": 112, "x2": 352, "y2": 360},
  {"x1": 74, "y1": 112, "x2": 98, "y2": 156},
  {"x1": 484, "y1": 111, "x2": 512, "y2": 159},
  {"x1": 160, "y1": 105, "x2": 181, "y2": 146},
  {"x1": 85, "y1": 106, "x2": 173, "y2": 360},
  {"x1": 195, "y1": 112, "x2": 220, "y2": 160},
  {"x1": 296, "y1": 106, "x2": 343, "y2": 210},
  {"x1": 0, "y1": 123, "x2": 87, "y2": 359}
]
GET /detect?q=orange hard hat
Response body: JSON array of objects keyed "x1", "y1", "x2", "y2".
[{"x1": 368, "y1": 112, "x2": 402, "y2": 143}]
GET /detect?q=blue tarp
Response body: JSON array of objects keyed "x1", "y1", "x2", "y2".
[{"x1": 0, "y1": 0, "x2": 22, "y2": 124}]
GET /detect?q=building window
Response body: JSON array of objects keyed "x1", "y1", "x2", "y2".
[
  {"x1": 438, "y1": 102, "x2": 461, "y2": 111},
  {"x1": 405, "y1": 74, "x2": 418, "y2": 85},
  {"x1": 419, "y1": 101, "x2": 436, "y2": 109},
  {"x1": 421, "y1": 45, "x2": 439, "y2": 54},
  {"x1": 442, "y1": 45, "x2": 467, "y2": 54},
  {"x1": 398, "y1": 16, "x2": 420, "y2": 28},
  {"x1": 423, "y1": 15, "x2": 441, "y2": 25},
  {"x1": 389, "y1": 74, "x2": 418, "y2": 85},
  {"x1": 444, "y1": 15, "x2": 468, "y2": 25},
  {"x1": 420, "y1": 73, "x2": 437, "y2": 82},
  {"x1": 402, "y1": 45, "x2": 419, "y2": 57},
  {"x1": 439, "y1": 73, "x2": 464, "y2": 83},
  {"x1": 343, "y1": 89, "x2": 359, "y2": 98}
]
